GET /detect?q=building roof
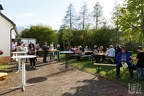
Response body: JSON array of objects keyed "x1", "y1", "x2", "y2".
[
  {"x1": 0, "y1": 4, "x2": 3, "y2": 10},
  {"x1": 0, "y1": 12, "x2": 15, "y2": 27},
  {"x1": 0, "y1": 12, "x2": 18, "y2": 35}
]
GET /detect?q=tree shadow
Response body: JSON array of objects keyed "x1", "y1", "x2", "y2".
[
  {"x1": 61, "y1": 77, "x2": 129, "y2": 96},
  {"x1": 0, "y1": 88, "x2": 20, "y2": 96}
]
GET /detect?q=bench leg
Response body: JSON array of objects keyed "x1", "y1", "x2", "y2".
[{"x1": 96, "y1": 65, "x2": 101, "y2": 74}]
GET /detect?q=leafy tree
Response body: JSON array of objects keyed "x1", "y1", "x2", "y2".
[
  {"x1": 20, "y1": 25, "x2": 58, "y2": 46},
  {"x1": 117, "y1": 0, "x2": 144, "y2": 46},
  {"x1": 58, "y1": 28, "x2": 73, "y2": 49},
  {"x1": 92, "y1": 1, "x2": 103, "y2": 29},
  {"x1": 93, "y1": 24, "x2": 117, "y2": 49},
  {"x1": 112, "y1": 2, "x2": 121, "y2": 44}
]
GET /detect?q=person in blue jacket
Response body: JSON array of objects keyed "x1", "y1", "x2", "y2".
[{"x1": 116, "y1": 46, "x2": 133, "y2": 79}]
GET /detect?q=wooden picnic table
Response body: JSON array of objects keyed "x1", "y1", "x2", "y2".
[
  {"x1": 94, "y1": 52, "x2": 106, "y2": 56},
  {"x1": 0, "y1": 72, "x2": 8, "y2": 81},
  {"x1": 48, "y1": 49, "x2": 60, "y2": 52},
  {"x1": 94, "y1": 63, "x2": 116, "y2": 74},
  {"x1": 60, "y1": 51, "x2": 73, "y2": 72}
]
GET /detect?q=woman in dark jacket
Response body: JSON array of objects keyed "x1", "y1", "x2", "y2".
[{"x1": 28, "y1": 44, "x2": 36, "y2": 68}]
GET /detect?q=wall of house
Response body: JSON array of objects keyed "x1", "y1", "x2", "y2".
[{"x1": 0, "y1": 16, "x2": 14, "y2": 63}]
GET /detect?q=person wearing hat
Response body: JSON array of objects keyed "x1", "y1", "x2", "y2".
[{"x1": 116, "y1": 46, "x2": 133, "y2": 79}]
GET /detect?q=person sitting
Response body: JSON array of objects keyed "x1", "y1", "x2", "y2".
[
  {"x1": 98, "y1": 46, "x2": 105, "y2": 62},
  {"x1": 93, "y1": 46, "x2": 100, "y2": 62},
  {"x1": 84, "y1": 46, "x2": 89, "y2": 52},
  {"x1": 105, "y1": 45, "x2": 115, "y2": 63},
  {"x1": 75, "y1": 46, "x2": 82, "y2": 61},
  {"x1": 106, "y1": 45, "x2": 115, "y2": 57},
  {"x1": 116, "y1": 46, "x2": 133, "y2": 79},
  {"x1": 84, "y1": 46, "x2": 92, "y2": 55},
  {"x1": 115, "y1": 45, "x2": 121, "y2": 57},
  {"x1": 93, "y1": 45, "x2": 97, "y2": 51},
  {"x1": 99, "y1": 46, "x2": 104, "y2": 53}
]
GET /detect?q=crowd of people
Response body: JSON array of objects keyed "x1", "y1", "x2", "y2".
[
  {"x1": 11, "y1": 41, "x2": 61, "y2": 69},
  {"x1": 65, "y1": 45, "x2": 144, "y2": 81},
  {"x1": 11, "y1": 42, "x2": 144, "y2": 81},
  {"x1": 65, "y1": 45, "x2": 120, "y2": 63}
]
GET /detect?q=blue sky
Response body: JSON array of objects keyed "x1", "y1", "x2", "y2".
[{"x1": 0, "y1": 0, "x2": 123, "y2": 30}]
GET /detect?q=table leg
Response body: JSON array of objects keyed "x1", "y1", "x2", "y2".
[
  {"x1": 65, "y1": 54, "x2": 68, "y2": 71},
  {"x1": 97, "y1": 65, "x2": 101, "y2": 74},
  {"x1": 60, "y1": 54, "x2": 73, "y2": 72},
  {"x1": 11, "y1": 58, "x2": 35, "y2": 92},
  {"x1": 22, "y1": 59, "x2": 25, "y2": 91},
  {"x1": 15, "y1": 58, "x2": 22, "y2": 73}
]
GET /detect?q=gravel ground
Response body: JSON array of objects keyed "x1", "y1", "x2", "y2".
[{"x1": 0, "y1": 57, "x2": 143, "y2": 96}]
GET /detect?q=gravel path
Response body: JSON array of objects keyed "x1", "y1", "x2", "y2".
[{"x1": 0, "y1": 58, "x2": 143, "y2": 96}]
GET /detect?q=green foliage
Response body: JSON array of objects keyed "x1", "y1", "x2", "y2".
[
  {"x1": 20, "y1": 25, "x2": 58, "y2": 46},
  {"x1": 115, "y1": 0, "x2": 144, "y2": 46},
  {"x1": 58, "y1": 25, "x2": 117, "y2": 50},
  {"x1": 93, "y1": 26, "x2": 117, "y2": 50},
  {"x1": 62, "y1": 29, "x2": 73, "y2": 41}
]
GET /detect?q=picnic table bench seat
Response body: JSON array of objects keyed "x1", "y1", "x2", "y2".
[
  {"x1": 0, "y1": 72, "x2": 8, "y2": 81},
  {"x1": 105, "y1": 57, "x2": 116, "y2": 63},
  {"x1": 94, "y1": 63, "x2": 116, "y2": 74}
]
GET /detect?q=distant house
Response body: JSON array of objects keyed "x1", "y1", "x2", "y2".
[{"x1": 0, "y1": 4, "x2": 18, "y2": 63}]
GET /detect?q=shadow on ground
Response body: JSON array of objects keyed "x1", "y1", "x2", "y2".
[
  {"x1": 61, "y1": 77, "x2": 134, "y2": 96},
  {"x1": 27, "y1": 77, "x2": 47, "y2": 83}
]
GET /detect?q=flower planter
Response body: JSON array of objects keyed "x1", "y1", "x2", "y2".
[{"x1": 0, "y1": 50, "x2": 3, "y2": 55}]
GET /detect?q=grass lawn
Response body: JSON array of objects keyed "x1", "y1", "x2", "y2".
[
  {"x1": 0, "y1": 64, "x2": 8, "y2": 72},
  {"x1": 60, "y1": 54, "x2": 144, "y2": 92}
]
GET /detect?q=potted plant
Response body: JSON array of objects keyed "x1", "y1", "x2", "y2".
[{"x1": 0, "y1": 50, "x2": 3, "y2": 55}]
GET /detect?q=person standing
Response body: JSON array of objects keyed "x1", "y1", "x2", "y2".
[
  {"x1": 16, "y1": 42, "x2": 23, "y2": 51},
  {"x1": 35, "y1": 43, "x2": 40, "y2": 50},
  {"x1": 133, "y1": 46, "x2": 144, "y2": 81},
  {"x1": 35, "y1": 43, "x2": 40, "y2": 56},
  {"x1": 116, "y1": 46, "x2": 133, "y2": 79},
  {"x1": 43, "y1": 42, "x2": 49, "y2": 63},
  {"x1": 49, "y1": 44, "x2": 54, "y2": 62},
  {"x1": 28, "y1": 44, "x2": 36, "y2": 68},
  {"x1": 56, "y1": 44, "x2": 61, "y2": 62},
  {"x1": 11, "y1": 42, "x2": 16, "y2": 52}
]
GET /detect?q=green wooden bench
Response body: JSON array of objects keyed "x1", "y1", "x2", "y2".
[{"x1": 94, "y1": 63, "x2": 116, "y2": 74}]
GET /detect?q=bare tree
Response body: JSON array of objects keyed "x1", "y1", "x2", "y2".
[{"x1": 92, "y1": 1, "x2": 103, "y2": 30}]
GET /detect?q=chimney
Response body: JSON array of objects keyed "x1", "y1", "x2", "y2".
[{"x1": 0, "y1": 4, "x2": 4, "y2": 12}]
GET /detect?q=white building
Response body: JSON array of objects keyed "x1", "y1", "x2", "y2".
[{"x1": 0, "y1": 4, "x2": 17, "y2": 63}]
